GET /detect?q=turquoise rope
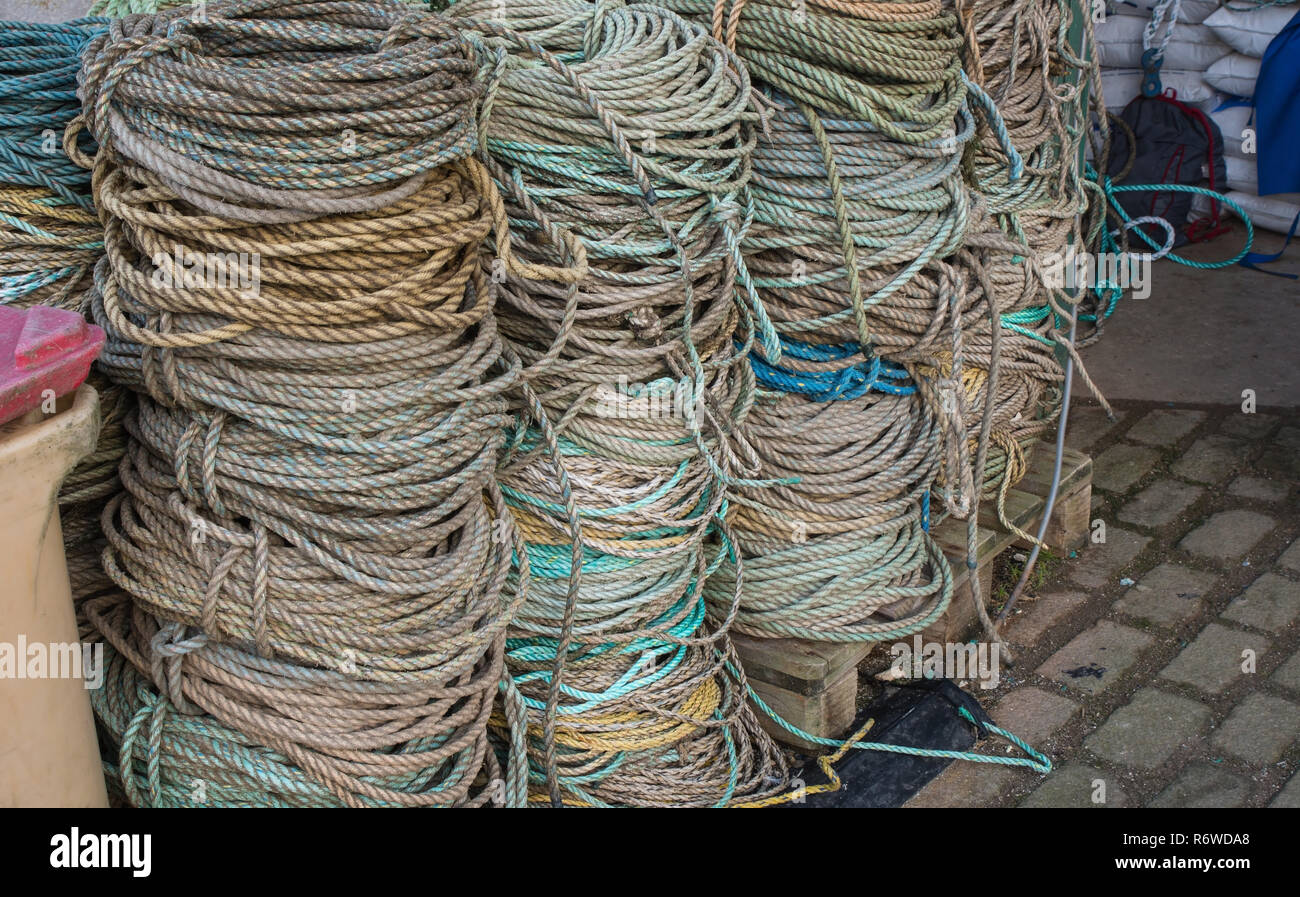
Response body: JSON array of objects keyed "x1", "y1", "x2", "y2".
[
  {"x1": 1099, "y1": 172, "x2": 1255, "y2": 269},
  {"x1": 0, "y1": 18, "x2": 106, "y2": 305},
  {"x1": 737, "y1": 663, "x2": 1052, "y2": 774},
  {"x1": 999, "y1": 171, "x2": 1256, "y2": 337}
]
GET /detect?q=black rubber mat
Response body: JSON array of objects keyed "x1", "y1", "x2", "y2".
[{"x1": 793, "y1": 680, "x2": 989, "y2": 808}]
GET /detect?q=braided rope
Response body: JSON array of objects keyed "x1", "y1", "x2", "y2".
[
  {"x1": 0, "y1": 18, "x2": 105, "y2": 308},
  {"x1": 81, "y1": 0, "x2": 540, "y2": 807},
  {"x1": 706, "y1": 352, "x2": 954, "y2": 641},
  {"x1": 449, "y1": 0, "x2": 790, "y2": 806}
]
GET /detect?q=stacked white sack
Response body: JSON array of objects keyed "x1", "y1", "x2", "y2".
[{"x1": 1199, "y1": 4, "x2": 1300, "y2": 232}]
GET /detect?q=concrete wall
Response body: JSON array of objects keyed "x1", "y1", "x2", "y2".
[{"x1": 0, "y1": 0, "x2": 91, "y2": 23}]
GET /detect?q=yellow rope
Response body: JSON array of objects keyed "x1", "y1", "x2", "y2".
[{"x1": 733, "y1": 717, "x2": 877, "y2": 808}]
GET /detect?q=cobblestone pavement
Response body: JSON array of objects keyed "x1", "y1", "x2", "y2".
[{"x1": 907, "y1": 401, "x2": 1300, "y2": 808}]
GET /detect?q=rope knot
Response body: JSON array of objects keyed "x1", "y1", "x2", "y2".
[
  {"x1": 711, "y1": 195, "x2": 742, "y2": 227},
  {"x1": 149, "y1": 620, "x2": 207, "y2": 715},
  {"x1": 627, "y1": 306, "x2": 665, "y2": 342}
]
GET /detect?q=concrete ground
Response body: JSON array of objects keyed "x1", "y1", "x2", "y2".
[
  {"x1": 907, "y1": 401, "x2": 1300, "y2": 807},
  {"x1": 1076, "y1": 224, "x2": 1300, "y2": 407},
  {"x1": 0, "y1": 0, "x2": 87, "y2": 23}
]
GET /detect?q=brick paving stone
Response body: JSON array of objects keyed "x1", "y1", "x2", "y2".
[
  {"x1": 1278, "y1": 538, "x2": 1300, "y2": 575},
  {"x1": 1149, "y1": 762, "x2": 1251, "y2": 808},
  {"x1": 1211, "y1": 694, "x2": 1300, "y2": 766},
  {"x1": 1219, "y1": 412, "x2": 1278, "y2": 440},
  {"x1": 1228, "y1": 475, "x2": 1288, "y2": 503},
  {"x1": 1276, "y1": 426, "x2": 1300, "y2": 450},
  {"x1": 1171, "y1": 435, "x2": 1248, "y2": 484},
  {"x1": 1004, "y1": 591, "x2": 1088, "y2": 645},
  {"x1": 1178, "y1": 510, "x2": 1277, "y2": 563},
  {"x1": 1160, "y1": 623, "x2": 1272, "y2": 695},
  {"x1": 1221, "y1": 573, "x2": 1300, "y2": 632},
  {"x1": 1126, "y1": 409, "x2": 1205, "y2": 446},
  {"x1": 1085, "y1": 688, "x2": 1211, "y2": 769},
  {"x1": 992, "y1": 688, "x2": 1078, "y2": 744},
  {"x1": 904, "y1": 764, "x2": 1015, "y2": 808},
  {"x1": 1117, "y1": 479, "x2": 1204, "y2": 529},
  {"x1": 1114, "y1": 563, "x2": 1217, "y2": 627},
  {"x1": 1259, "y1": 427, "x2": 1300, "y2": 479},
  {"x1": 1273, "y1": 649, "x2": 1300, "y2": 693},
  {"x1": 1038, "y1": 621, "x2": 1154, "y2": 695},
  {"x1": 1092, "y1": 443, "x2": 1161, "y2": 493},
  {"x1": 1271, "y1": 774, "x2": 1300, "y2": 808},
  {"x1": 1019, "y1": 764, "x2": 1125, "y2": 807},
  {"x1": 1068, "y1": 528, "x2": 1150, "y2": 590},
  {"x1": 1065, "y1": 404, "x2": 1125, "y2": 453}
]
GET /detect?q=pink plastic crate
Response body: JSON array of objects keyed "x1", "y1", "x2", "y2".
[{"x1": 0, "y1": 305, "x2": 105, "y2": 428}]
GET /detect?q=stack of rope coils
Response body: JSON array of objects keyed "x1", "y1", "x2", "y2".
[
  {"x1": 955, "y1": 0, "x2": 1159, "y2": 352},
  {"x1": 658, "y1": 0, "x2": 974, "y2": 360},
  {"x1": 958, "y1": 0, "x2": 1084, "y2": 255},
  {"x1": 640, "y1": 0, "x2": 986, "y2": 642},
  {"x1": 0, "y1": 16, "x2": 132, "y2": 616},
  {"x1": 608, "y1": 2, "x2": 1054, "y2": 775},
  {"x1": 703, "y1": 356, "x2": 954, "y2": 641},
  {"x1": 87, "y1": 0, "x2": 436, "y2": 15},
  {"x1": 0, "y1": 18, "x2": 102, "y2": 309},
  {"x1": 448, "y1": 0, "x2": 790, "y2": 806},
  {"x1": 949, "y1": 0, "x2": 1103, "y2": 506},
  {"x1": 77, "y1": 0, "x2": 542, "y2": 807}
]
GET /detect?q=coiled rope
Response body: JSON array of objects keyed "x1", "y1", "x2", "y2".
[
  {"x1": 79, "y1": 0, "x2": 540, "y2": 807},
  {"x1": 953, "y1": 0, "x2": 1090, "y2": 451},
  {"x1": 450, "y1": 0, "x2": 790, "y2": 806},
  {"x1": 660, "y1": 0, "x2": 976, "y2": 363},
  {"x1": 86, "y1": 0, "x2": 434, "y2": 15},
  {"x1": 87, "y1": 0, "x2": 186, "y2": 15},
  {"x1": 633, "y1": 0, "x2": 976, "y2": 647},
  {"x1": 566, "y1": 1, "x2": 1055, "y2": 777},
  {"x1": 705, "y1": 347, "x2": 953, "y2": 641},
  {"x1": 0, "y1": 18, "x2": 104, "y2": 308},
  {"x1": 62, "y1": 379, "x2": 131, "y2": 604},
  {"x1": 88, "y1": 591, "x2": 524, "y2": 807}
]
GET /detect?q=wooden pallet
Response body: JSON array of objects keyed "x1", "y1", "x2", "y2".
[{"x1": 734, "y1": 443, "x2": 1092, "y2": 750}]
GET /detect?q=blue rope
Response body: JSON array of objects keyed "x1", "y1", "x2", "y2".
[{"x1": 748, "y1": 337, "x2": 916, "y2": 401}]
